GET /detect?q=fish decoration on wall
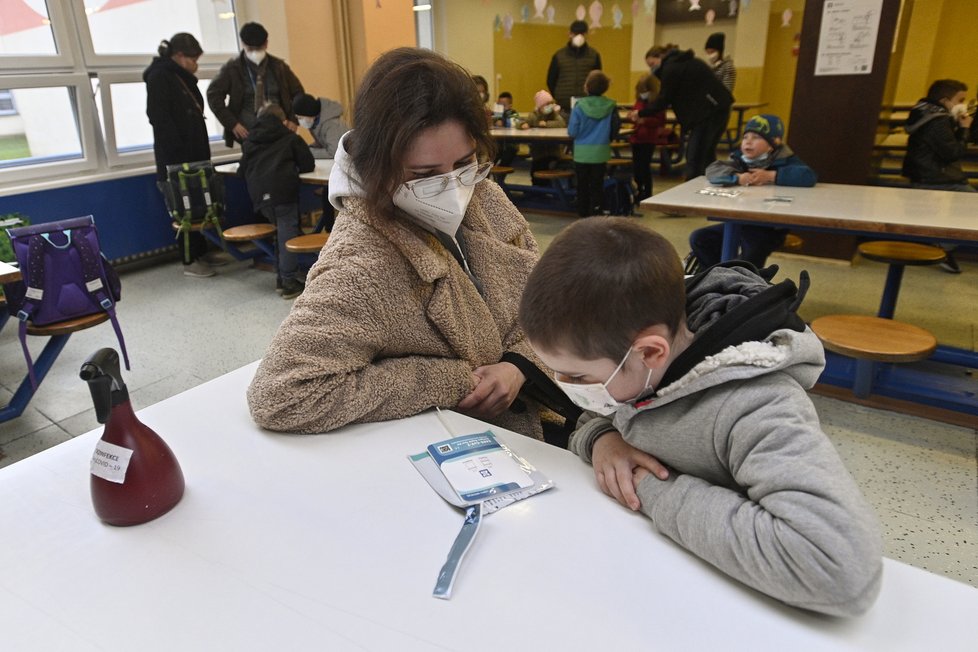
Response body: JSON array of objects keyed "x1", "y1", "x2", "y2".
[
  {"x1": 705, "y1": 7, "x2": 715, "y2": 24},
  {"x1": 729, "y1": 0, "x2": 738, "y2": 17},
  {"x1": 645, "y1": 0, "x2": 655, "y2": 15},
  {"x1": 612, "y1": 3, "x2": 624, "y2": 28},
  {"x1": 503, "y1": 12, "x2": 515, "y2": 37},
  {"x1": 546, "y1": 4, "x2": 556, "y2": 22},
  {"x1": 494, "y1": 14, "x2": 502, "y2": 32},
  {"x1": 534, "y1": 0, "x2": 547, "y2": 18},
  {"x1": 689, "y1": 0, "x2": 702, "y2": 12},
  {"x1": 577, "y1": 4, "x2": 587, "y2": 20},
  {"x1": 782, "y1": 8, "x2": 792, "y2": 27},
  {"x1": 589, "y1": 1, "x2": 603, "y2": 28}
]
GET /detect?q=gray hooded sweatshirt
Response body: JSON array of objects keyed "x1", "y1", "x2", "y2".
[{"x1": 570, "y1": 264, "x2": 883, "y2": 617}]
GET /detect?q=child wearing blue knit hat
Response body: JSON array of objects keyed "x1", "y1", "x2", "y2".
[{"x1": 687, "y1": 113, "x2": 816, "y2": 272}]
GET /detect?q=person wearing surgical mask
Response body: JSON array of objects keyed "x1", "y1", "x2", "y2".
[
  {"x1": 902, "y1": 78, "x2": 976, "y2": 273},
  {"x1": 524, "y1": 89, "x2": 568, "y2": 185},
  {"x1": 206, "y1": 21, "x2": 305, "y2": 148},
  {"x1": 546, "y1": 20, "x2": 603, "y2": 119},
  {"x1": 248, "y1": 48, "x2": 549, "y2": 442},
  {"x1": 292, "y1": 92, "x2": 349, "y2": 160}
]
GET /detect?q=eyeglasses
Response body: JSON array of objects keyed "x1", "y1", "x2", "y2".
[{"x1": 404, "y1": 161, "x2": 493, "y2": 199}]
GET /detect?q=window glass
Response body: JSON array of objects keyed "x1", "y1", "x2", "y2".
[
  {"x1": 0, "y1": 0, "x2": 59, "y2": 56},
  {"x1": 0, "y1": 85, "x2": 81, "y2": 168},
  {"x1": 82, "y1": 0, "x2": 238, "y2": 56}
]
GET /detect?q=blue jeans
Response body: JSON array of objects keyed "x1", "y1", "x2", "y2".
[{"x1": 260, "y1": 203, "x2": 301, "y2": 280}]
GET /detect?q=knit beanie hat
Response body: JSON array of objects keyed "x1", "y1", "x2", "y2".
[
  {"x1": 570, "y1": 20, "x2": 589, "y2": 35},
  {"x1": 743, "y1": 114, "x2": 784, "y2": 146},
  {"x1": 534, "y1": 90, "x2": 557, "y2": 111},
  {"x1": 240, "y1": 22, "x2": 268, "y2": 47},
  {"x1": 705, "y1": 32, "x2": 725, "y2": 53},
  {"x1": 292, "y1": 93, "x2": 320, "y2": 117}
]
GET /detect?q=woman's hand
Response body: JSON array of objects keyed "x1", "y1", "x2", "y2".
[
  {"x1": 592, "y1": 431, "x2": 669, "y2": 511},
  {"x1": 232, "y1": 123, "x2": 249, "y2": 140},
  {"x1": 457, "y1": 362, "x2": 525, "y2": 419}
]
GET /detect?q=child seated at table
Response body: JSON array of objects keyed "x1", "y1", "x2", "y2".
[
  {"x1": 494, "y1": 91, "x2": 522, "y2": 166},
  {"x1": 239, "y1": 103, "x2": 315, "y2": 299},
  {"x1": 518, "y1": 217, "x2": 882, "y2": 616},
  {"x1": 687, "y1": 114, "x2": 816, "y2": 272},
  {"x1": 567, "y1": 70, "x2": 620, "y2": 217},
  {"x1": 524, "y1": 90, "x2": 568, "y2": 185}
]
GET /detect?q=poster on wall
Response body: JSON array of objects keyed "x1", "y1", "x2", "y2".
[
  {"x1": 814, "y1": 0, "x2": 884, "y2": 76},
  {"x1": 655, "y1": 0, "x2": 738, "y2": 24}
]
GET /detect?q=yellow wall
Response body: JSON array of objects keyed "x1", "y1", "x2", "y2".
[
  {"x1": 494, "y1": 24, "x2": 634, "y2": 111},
  {"x1": 760, "y1": 0, "x2": 805, "y2": 136},
  {"x1": 284, "y1": 1, "x2": 344, "y2": 103}
]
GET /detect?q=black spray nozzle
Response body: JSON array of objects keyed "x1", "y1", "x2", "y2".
[{"x1": 80, "y1": 348, "x2": 129, "y2": 424}]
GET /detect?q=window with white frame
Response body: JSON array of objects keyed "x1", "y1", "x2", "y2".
[{"x1": 0, "y1": 0, "x2": 240, "y2": 187}]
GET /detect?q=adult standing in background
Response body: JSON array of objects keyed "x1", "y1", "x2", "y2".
[
  {"x1": 547, "y1": 20, "x2": 602, "y2": 118},
  {"x1": 144, "y1": 32, "x2": 216, "y2": 278},
  {"x1": 704, "y1": 32, "x2": 736, "y2": 93},
  {"x1": 635, "y1": 44, "x2": 733, "y2": 180},
  {"x1": 206, "y1": 22, "x2": 304, "y2": 148},
  {"x1": 292, "y1": 92, "x2": 348, "y2": 159}
]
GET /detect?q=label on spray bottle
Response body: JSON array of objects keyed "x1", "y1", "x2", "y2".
[{"x1": 90, "y1": 440, "x2": 134, "y2": 484}]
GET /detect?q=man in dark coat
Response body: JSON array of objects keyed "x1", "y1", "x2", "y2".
[
  {"x1": 206, "y1": 22, "x2": 305, "y2": 148},
  {"x1": 547, "y1": 20, "x2": 602, "y2": 119},
  {"x1": 635, "y1": 45, "x2": 733, "y2": 180}
]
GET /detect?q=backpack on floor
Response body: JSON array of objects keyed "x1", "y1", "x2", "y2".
[
  {"x1": 602, "y1": 176, "x2": 638, "y2": 216},
  {"x1": 2, "y1": 215, "x2": 129, "y2": 388},
  {"x1": 158, "y1": 160, "x2": 225, "y2": 259}
]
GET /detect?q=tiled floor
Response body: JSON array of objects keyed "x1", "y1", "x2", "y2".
[{"x1": 2, "y1": 174, "x2": 976, "y2": 590}]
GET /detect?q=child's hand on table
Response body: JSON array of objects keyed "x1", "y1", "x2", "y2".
[{"x1": 592, "y1": 431, "x2": 669, "y2": 511}]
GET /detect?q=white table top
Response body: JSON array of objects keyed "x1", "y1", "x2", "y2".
[
  {"x1": 0, "y1": 259, "x2": 20, "y2": 284},
  {"x1": 491, "y1": 127, "x2": 571, "y2": 142},
  {"x1": 641, "y1": 177, "x2": 978, "y2": 243},
  {"x1": 2, "y1": 362, "x2": 976, "y2": 651},
  {"x1": 215, "y1": 158, "x2": 333, "y2": 185}
]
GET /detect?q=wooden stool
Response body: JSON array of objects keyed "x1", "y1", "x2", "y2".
[
  {"x1": 857, "y1": 241, "x2": 945, "y2": 319},
  {"x1": 782, "y1": 233, "x2": 804, "y2": 251},
  {"x1": 223, "y1": 223, "x2": 277, "y2": 260},
  {"x1": 532, "y1": 169, "x2": 575, "y2": 209},
  {"x1": 606, "y1": 159, "x2": 631, "y2": 172},
  {"x1": 285, "y1": 232, "x2": 329, "y2": 254},
  {"x1": 491, "y1": 165, "x2": 514, "y2": 183},
  {"x1": 811, "y1": 315, "x2": 937, "y2": 398},
  {"x1": 26, "y1": 311, "x2": 109, "y2": 336}
]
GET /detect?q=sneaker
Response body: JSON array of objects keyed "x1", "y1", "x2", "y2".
[
  {"x1": 199, "y1": 250, "x2": 233, "y2": 267},
  {"x1": 281, "y1": 278, "x2": 304, "y2": 300},
  {"x1": 939, "y1": 252, "x2": 962, "y2": 274},
  {"x1": 183, "y1": 261, "x2": 215, "y2": 278}
]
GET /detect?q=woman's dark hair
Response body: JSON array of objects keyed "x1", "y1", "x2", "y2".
[
  {"x1": 345, "y1": 48, "x2": 495, "y2": 219},
  {"x1": 159, "y1": 33, "x2": 203, "y2": 59},
  {"x1": 645, "y1": 43, "x2": 678, "y2": 60}
]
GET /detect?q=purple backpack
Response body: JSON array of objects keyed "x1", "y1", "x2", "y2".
[{"x1": 3, "y1": 216, "x2": 129, "y2": 388}]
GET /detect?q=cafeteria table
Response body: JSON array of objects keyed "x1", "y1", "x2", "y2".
[{"x1": 1, "y1": 362, "x2": 976, "y2": 650}]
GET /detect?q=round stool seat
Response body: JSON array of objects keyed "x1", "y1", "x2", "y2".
[
  {"x1": 811, "y1": 315, "x2": 937, "y2": 362},
  {"x1": 285, "y1": 232, "x2": 329, "y2": 254},
  {"x1": 491, "y1": 166, "x2": 514, "y2": 175},
  {"x1": 858, "y1": 241, "x2": 945, "y2": 266},
  {"x1": 223, "y1": 223, "x2": 276, "y2": 242},
  {"x1": 782, "y1": 233, "x2": 803, "y2": 251},
  {"x1": 27, "y1": 311, "x2": 109, "y2": 337},
  {"x1": 606, "y1": 159, "x2": 631, "y2": 168},
  {"x1": 532, "y1": 170, "x2": 574, "y2": 180}
]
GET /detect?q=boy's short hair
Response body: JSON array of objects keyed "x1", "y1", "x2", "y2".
[
  {"x1": 498, "y1": 91, "x2": 513, "y2": 101},
  {"x1": 519, "y1": 217, "x2": 686, "y2": 360},
  {"x1": 585, "y1": 70, "x2": 610, "y2": 96},
  {"x1": 926, "y1": 79, "x2": 967, "y2": 103},
  {"x1": 258, "y1": 103, "x2": 286, "y2": 121}
]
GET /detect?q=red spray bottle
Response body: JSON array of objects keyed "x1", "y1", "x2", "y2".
[{"x1": 81, "y1": 348, "x2": 185, "y2": 526}]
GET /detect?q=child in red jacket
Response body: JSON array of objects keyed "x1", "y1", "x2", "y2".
[{"x1": 629, "y1": 74, "x2": 666, "y2": 201}]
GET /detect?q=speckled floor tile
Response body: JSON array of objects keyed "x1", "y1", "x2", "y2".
[{"x1": 877, "y1": 507, "x2": 978, "y2": 588}]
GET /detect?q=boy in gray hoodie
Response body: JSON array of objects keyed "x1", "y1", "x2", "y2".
[{"x1": 519, "y1": 217, "x2": 882, "y2": 617}]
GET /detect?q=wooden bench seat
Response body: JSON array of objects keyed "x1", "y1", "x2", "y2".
[
  {"x1": 857, "y1": 241, "x2": 945, "y2": 318},
  {"x1": 284, "y1": 232, "x2": 329, "y2": 254}
]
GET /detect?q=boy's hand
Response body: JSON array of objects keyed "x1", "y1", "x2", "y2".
[
  {"x1": 627, "y1": 110, "x2": 639, "y2": 122},
  {"x1": 959, "y1": 113, "x2": 974, "y2": 130},
  {"x1": 740, "y1": 169, "x2": 776, "y2": 186},
  {"x1": 457, "y1": 362, "x2": 525, "y2": 419},
  {"x1": 284, "y1": 120, "x2": 299, "y2": 133},
  {"x1": 592, "y1": 431, "x2": 669, "y2": 511},
  {"x1": 521, "y1": 121, "x2": 532, "y2": 129}
]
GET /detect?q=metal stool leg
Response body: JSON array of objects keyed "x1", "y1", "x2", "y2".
[{"x1": 878, "y1": 264, "x2": 904, "y2": 319}]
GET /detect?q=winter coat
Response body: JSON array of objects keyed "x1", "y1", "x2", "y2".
[
  {"x1": 642, "y1": 49, "x2": 733, "y2": 128},
  {"x1": 567, "y1": 95, "x2": 620, "y2": 163},
  {"x1": 705, "y1": 143, "x2": 817, "y2": 186},
  {"x1": 547, "y1": 43, "x2": 602, "y2": 112},
  {"x1": 206, "y1": 52, "x2": 304, "y2": 147},
  {"x1": 239, "y1": 113, "x2": 315, "y2": 210},
  {"x1": 570, "y1": 264, "x2": 883, "y2": 617},
  {"x1": 143, "y1": 57, "x2": 211, "y2": 180},
  {"x1": 307, "y1": 97, "x2": 349, "y2": 159},
  {"x1": 247, "y1": 133, "x2": 545, "y2": 438},
  {"x1": 902, "y1": 99, "x2": 970, "y2": 185},
  {"x1": 524, "y1": 109, "x2": 567, "y2": 161},
  {"x1": 629, "y1": 99, "x2": 667, "y2": 145}
]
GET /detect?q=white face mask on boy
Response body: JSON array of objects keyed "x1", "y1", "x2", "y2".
[
  {"x1": 392, "y1": 161, "x2": 491, "y2": 235},
  {"x1": 298, "y1": 117, "x2": 315, "y2": 129},
  {"x1": 245, "y1": 49, "x2": 266, "y2": 65},
  {"x1": 554, "y1": 348, "x2": 652, "y2": 416}
]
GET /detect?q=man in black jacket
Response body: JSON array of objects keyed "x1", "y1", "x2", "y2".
[
  {"x1": 207, "y1": 22, "x2": 305, "y2": 148},
  {"x1": 239, "y1": 104, "x2": 315, "y2": 299},
  {"x1": 634, "y1": 45, "x2": 733, "y2": 180},
  {"x1": 547, "y1": 20, "x2": 602, "y2": 119}
]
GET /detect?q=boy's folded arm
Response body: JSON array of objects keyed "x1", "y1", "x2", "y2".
[
  {"x1": 568, "y1": 412, "x2": 619, "y2": 462},
  {"x1": 634, "y1": 384, "x2": 883, "y2": 617}
]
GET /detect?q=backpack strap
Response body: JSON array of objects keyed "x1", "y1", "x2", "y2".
[
  {"x1": 195, "y1": 168, "x2": 224, "y2": 238},
  {"x1": 71, "y1": 230, "x2": 130, "y2": 372},
  {"x1": 16, "y1": 235, "x2": 47, "y2": 389}
]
